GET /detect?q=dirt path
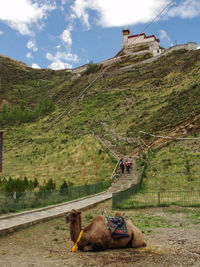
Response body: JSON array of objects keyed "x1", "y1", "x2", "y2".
[{"x1": 0, "y1": 200, "x2": 200, "y2": 267}]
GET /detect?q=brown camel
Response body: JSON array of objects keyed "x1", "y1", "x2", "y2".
[{"x1": 66, "y1": 209, "x2": 146, "y2": 252}]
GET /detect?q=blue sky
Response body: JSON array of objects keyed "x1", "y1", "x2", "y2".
[{"x1": 0, "y1": 0, "x2": 200, "y2": 70}]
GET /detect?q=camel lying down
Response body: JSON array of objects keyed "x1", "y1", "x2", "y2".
[{"x1": 66, "y1": 209, "x2": 146, "y2": 252}]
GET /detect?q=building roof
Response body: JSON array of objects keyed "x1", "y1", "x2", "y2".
[{"x1": 128, "y1": 33, "x2": 159, "y2": 42}]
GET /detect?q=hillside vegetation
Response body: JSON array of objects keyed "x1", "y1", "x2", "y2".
[{"x1": 0, "y1": 49, "x2": 200, "y2": 190}]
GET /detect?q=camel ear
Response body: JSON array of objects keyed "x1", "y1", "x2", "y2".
[{"x1": 65, "y1": 212, "x2": 70, "y2": 223}]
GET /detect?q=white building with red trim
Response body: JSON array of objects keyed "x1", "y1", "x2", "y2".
[{"x1": 122, "y1": 29, "x2": 162, "y2": 56}]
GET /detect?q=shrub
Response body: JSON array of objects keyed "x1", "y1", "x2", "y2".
[
  {"x1": 0, "y1": 99, "x2": 54, "y2": 125},
  {"x1": 59, "y1": 180, "x2": 68, "y2": 195},
  {"x1": 84, "y1": 61, "x2": 98, "y2": 75},
  {"x1": 45, "y1": 178, "x2": 56, "y2": 191}
]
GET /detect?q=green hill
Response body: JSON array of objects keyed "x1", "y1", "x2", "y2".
[{"x1": 0, "y1": 49, "x2": 200, "y2": 190}]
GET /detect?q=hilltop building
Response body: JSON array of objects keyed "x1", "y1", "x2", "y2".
[
  {"x1": 70, "y1": 29, "x2": 198, "y2": 74},
  {"x1": 121, "y1": 29, "x2": 197, "y2": 58},
  {"x1": 122, "y1": 29, "x2": 162, "y2": 56}
]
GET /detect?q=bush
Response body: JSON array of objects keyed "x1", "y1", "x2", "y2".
[
  {"x1": 39, "y1": 178, "x2": 56, "y2": 192},
  {"x1": 45, "y1": 178, "x2": 56, "y2": 191},
  {"x1": 0, "y1": 176, "x2": 39, "y2": 195},
  {"x1": 0, "y1": 99, "x2": 54, "y2": 125},
  {"x1": 59, "y1": 180, "x2": 68, "y2": 195},
  {"x1": 84, "y1": 61, "x2": 98, "y2": 75}
]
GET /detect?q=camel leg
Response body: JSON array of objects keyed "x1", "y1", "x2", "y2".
[
  {"x1": 82, "y1": 245, "x2": 93, "y2": 252},
  {"x1": 132, "y1": 238, "x2": 147, "y2": 248},
  {"x1": 131, "y1": 234, "x2": 147, "y2": 248},
  {"x1": 83, "y1": 243, "x2": 105, "y2": 252}
]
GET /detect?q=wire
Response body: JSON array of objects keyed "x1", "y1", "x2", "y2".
[
  {"x1": 124, "y1": 0, "x2": 174, "y2": 51},
  {"x1": 45, "y1": 0, "x2": 175, "y2": 132},
  {"x1": 140, "y1": 131, "x2": 200, "y2": 140}
]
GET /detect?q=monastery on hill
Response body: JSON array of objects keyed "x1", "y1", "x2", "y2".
[
  {"x1": 122, "y1": 29, "x2": 162, "y2": 56},
  {"x1": 122, "y1": 28, "x2": 197, "y2": 57},
  {"x1": 70, "y1": 28, "x2": 197, "y2": 74}
]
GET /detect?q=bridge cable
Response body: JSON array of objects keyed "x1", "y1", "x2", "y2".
[{"x1": 140, "y1": 131, "x2": 200, "y2": 140}]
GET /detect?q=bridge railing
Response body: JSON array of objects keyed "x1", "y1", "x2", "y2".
[{"x1": 0, "y1": 180, "x2": 111, "y2": 214}]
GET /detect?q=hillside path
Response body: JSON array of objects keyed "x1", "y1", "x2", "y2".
[{"x1": 0, "y1": 167, "x2": 137, "y2": 236}]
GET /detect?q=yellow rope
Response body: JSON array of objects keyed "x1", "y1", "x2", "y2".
[{"x1": 72, "y1": 230, "x2": 83, "y2": 253}]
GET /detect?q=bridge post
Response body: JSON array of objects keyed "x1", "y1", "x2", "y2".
[
  {"x1": 0, "y1": 130, "x2": 3, "y2": 173},
  {"x1": 158, "y1": 192, "x2": 161, "y2": 206}
]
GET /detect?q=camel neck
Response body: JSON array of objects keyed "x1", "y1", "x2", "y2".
[{"x1": 70, "y1": 215, "x2": 82, "y2": 242}]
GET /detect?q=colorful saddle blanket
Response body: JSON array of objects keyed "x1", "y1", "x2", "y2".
[{"x1": 106, "y1": 216, "x2": 129, "y2": 238}]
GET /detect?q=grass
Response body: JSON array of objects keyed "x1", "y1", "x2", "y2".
[
  {"x1": 1, "y1": 49, "x2": 200, "y2": 191},
  {"x1": 1, "y1": 124, "x2": 116, "y2": 187},
  {"x1": 141, "y1": 137, "x2": 200, "y2": 192},
  {"x1": 163, "y1": 208, "x2": 200, "y2": 225},
  {"x1": 129, "y1": 213, "x2": 173, "y2": 230}
]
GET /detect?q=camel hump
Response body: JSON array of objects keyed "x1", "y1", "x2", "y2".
[{"x1": 115, "y1": 212, "x2": 123, "y2": 217}]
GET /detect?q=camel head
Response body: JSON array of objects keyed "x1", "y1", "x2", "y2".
[{"x1": 66, "y1": 209, "x2": 81, "y2": 224}]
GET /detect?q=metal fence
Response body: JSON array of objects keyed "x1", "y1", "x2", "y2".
[
  {"x1": 112, "y1": 159, "x2": 200, "y2": 209},
  {"x1": 112, "y1": 190, "x2": 200, "y2": 209},
  {"x1": 0, "y1": 180, "x2": 110, "y2": 213}
]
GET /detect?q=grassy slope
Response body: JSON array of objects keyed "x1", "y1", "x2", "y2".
[
  {"x1": 2, "y1": 122, "x2": 116, "y2": 186},
  {"x1": 0, "y1": 49, "x2": 200, "y2": 189},
  {"x1": 141, "y1": 137, "x2": 200, "y2": 192}
]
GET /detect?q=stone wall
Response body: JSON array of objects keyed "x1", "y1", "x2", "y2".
[
  {"x1": 163, "y1": 42, "x2": 197, "y2": 56},
  {"x1": 71, "y1": 42, "x2": 197, "y2": 75}
]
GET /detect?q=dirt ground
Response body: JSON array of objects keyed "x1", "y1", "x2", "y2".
[{"x1": 0, "y1": 200, "x2": 200, "y2": 267}]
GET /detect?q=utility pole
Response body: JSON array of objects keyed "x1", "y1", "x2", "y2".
[{"x1": 0, "y1": 130, "x2": 3, "y2": 172}]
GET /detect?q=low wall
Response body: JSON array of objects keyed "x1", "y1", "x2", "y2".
[
  {"x1": 163, "y1": 43, "x2": 197, "y2": 56},
  {"x1": 97, "y1": 56, "x2": 122, "y2": 67},
  {"x1": 71, "y1": 42, "x2": 197, "y2": 75}
]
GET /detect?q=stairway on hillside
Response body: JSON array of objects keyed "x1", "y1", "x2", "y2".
[
  {"x1": 108, "y1": 163, "x2": 139, "y2": 193},
  {"x1": 94, "y1": 135, "x2": 139, "y2": 193}
]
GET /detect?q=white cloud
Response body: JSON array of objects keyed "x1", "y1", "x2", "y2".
[
  {"x1": 61, "y1": 26, "x2": 73, "y2": 47},
  {"x1": 61, "y1": 0, "x2": 69, "y2": 5},
  {"x1": 168, "y1": 0, "x2": 200, "y2": 19},
  {"x1": 70, "y1": 0, "x2": 171, "y2": 28},
  {"x1": 48, "y1": 60, "x2": 72, "y2": 70},
  {"x1": 0, "y1": 31, "x2": 3, "y2": 35},
  {"x1": 61, "y1": 0, "x2": 70, "y2": 11},
  {"x1": 32, "y1": 63, "x2": 40, "y2": 69},
  {"x1": 27, "y1": 40, "x2": 38, "y2": 52},
  {"x1": 159, "y1": 29, "x2": 173, "y2": 46},
  {"x1": 46, "y1": 51, "x2": 79, "y2": 69},
  {"x1": 197, "y1": 46, "x2": 200, "y2": 50},
  {"x1": 0, "y1": 0, "x2": 56, "y2": 35},
  {"x1": 69, "y1": 0, "x2": 200, "y2": 29},
  {"x1": 26, "y1": 52, "x2": 33, "y2": 59}
]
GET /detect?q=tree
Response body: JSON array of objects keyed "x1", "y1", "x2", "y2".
[
  {"x1": 85, "y1": 61, "x2": 98, "y2": 75},
  {"x1": 59, "y1": 180, "x2": 68, "y2": 195},
  {"x1": 45, "y1": 178, "x2": 56, "y2": 191}
]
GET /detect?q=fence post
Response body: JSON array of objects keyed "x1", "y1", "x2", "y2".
[
  {"x1": 86, "y1": 184, "x2": 90, "y2": 195},
  {"x1": 158, "y1": 192, "x2": 161, "y2": 206},
  {"x1": 0, "y1": 130, "x2": 3, "y2": 173}
]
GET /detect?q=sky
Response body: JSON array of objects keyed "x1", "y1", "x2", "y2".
[{"x1": 0, "y1": 0, "x2": 200, "y2": 70}]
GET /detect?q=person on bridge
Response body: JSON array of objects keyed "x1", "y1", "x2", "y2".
[
  {"x1": 119, "y1": 158, "x2": 125, "y2": 174},
  {"x1": 125, "y1": 160, "x2": 130, "y2": 174},
  {"x1": 128, "y1": 157, "x2": 133, "y2": 169}
]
